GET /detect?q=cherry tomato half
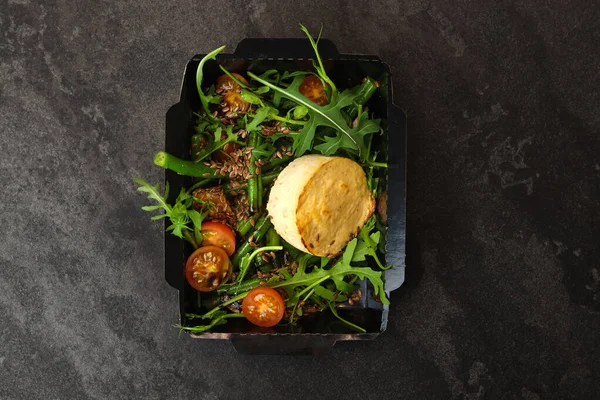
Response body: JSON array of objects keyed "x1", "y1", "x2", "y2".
[
  {"x1": 185, "y1": 246, "x2": 232, "y2": 292},
  {"x1": 215, "y1": 73, "x2": 250, "y2": 113},
  {"x1": 299, "y1": 75, "x2": 328, "y2": 106},
  {"x1": 242, "y1": 287, "x2": 285, "y2": 328},
  {"x1": 200, "y1": 221, "x2": 236, "y2": 256},
  {"x1": 216, "y1": 73, "x2": 248, "y2": 92}
]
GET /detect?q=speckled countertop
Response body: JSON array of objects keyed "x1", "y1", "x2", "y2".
[{"x1": 1, "y1": 1, "x2": 599, "y2": 399}]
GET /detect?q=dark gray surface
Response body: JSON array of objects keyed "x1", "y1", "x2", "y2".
[{"x1": 1, "y1": 1, "x2": 599, "y2": 399}]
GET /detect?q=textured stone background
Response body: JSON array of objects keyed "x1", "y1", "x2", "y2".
[{"x1": 1, "y1": 0, "x2": 599, "y2": 399}]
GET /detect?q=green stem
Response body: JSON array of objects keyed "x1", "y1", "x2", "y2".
[
  {"x1": 236, "y1": 246, "x2": 282, "y2": 283},
  {"x1": 218, "y1": 65, "x2": 249, "y2": 88},
  {"x1": 217, "y1": 277, "x2": 264, "y2": 296},
  {"x1": 183, "y1": 230, "x2": 198, "y2": 248},
  {"x1": 366, "y1": 161, "x2": 388, "y2": 168},
  {"x1": 328, "y1": 302, "x2": 366, "y2": 333},
  {"x1": 267, "y1": 114, "x2": 306, "y2": 126},
  {"x1": 246, "y1": 246, "x2": 282, "y2": 266},
  {"x1": 196, "y1": 46, "x2": 227, "y2": 120},
  {"x1": 296, "y1": 276, "x2": 329, "y2": 299},
  {"x1": 203, "y1": 292, "x2": 249, "y2": 319},
  {"x1": 177, "y1": 312, "x2": 246, "y2": 333}
]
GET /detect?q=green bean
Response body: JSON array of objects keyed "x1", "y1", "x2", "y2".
[
  {"x1": 261, "y1": 169, "x2": 281, "y2": 185},
  {"x1": 257, "y1": 163, "x2": 264, "y2": 209},
  {"x1": 262, "y1": 153, "x2": 292, "y2": 172},
  {"x1": 231, "y1": 215, "x2": 272, "y2": 267},
  {"x1": 345, "y1": 77, "x2": 379, "y2": 119},
  {"x1": 266, "y1": 227, "x2": 281, "y2": 246},
  {"x1": 247, "y1": 131, "x2": 260, "y2": 211},
  {"x1": 266, "y1": 227, "x2": 282, "y2": 270},
  {"x1": 236, "y1": 213, "x2": 262, "y2": 237},
  {"x1": 153, "y1": 151, "x2": 225, "y2": 178},
  {"x1": 281, "y1": 239, "x2": 302, "y2": 259}
]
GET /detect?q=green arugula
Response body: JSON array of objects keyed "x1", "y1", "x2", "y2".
[
  {"x1": 299, "y1": 24, "x2": 337, "y2": 97},
  {"x1": 194, "y1": 239, "x2": 388, "y2": 329},
  {"x1": 177, "y1": 312, "x2": 247, "y2": 334},
  {"x1": 134, "y1": 178, "x2": 206, "y2": 248},
  {"x1": 328, "y1": 302, "x2": 366, "y2": 333},
  {"x1": 246, "y1": 106, "x2": 278, "y2": 131},
  {"x1": 353, "y1": 216, "x2": 390, "y2": 270},
  {"x1": 240, "y1": 89, "x2": 264, "y2": 106},
  {"x1": 196, "y1": 46, "x2": 226, "y2": 120},
  {"x1": 270, "y1": 239, "x2": 389, "y2": 304},
  {"x1": 218, "y1": 65, "x2": 249, "y2": 88},
  {"x1": 251, "y1": 142, "x2": 276, "y2": 159},
  {"x1": 247, "y1": 72, "x2": 380, "y2": 160},
  {"x1": 236, "y1": 246, "x2": 283, "y2": 284},
  {"x1": 193, "y1": 125, "x2": 239, "y2": 162}
]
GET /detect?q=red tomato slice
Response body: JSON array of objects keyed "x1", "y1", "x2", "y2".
[
  {"x1": 200, "y1": 221, "x2": 236, "y2": 256},
  {"x1": 299, "y1": 75, "x2": 328, "y2": 106},
  {"x1": 185, "y1": 246, "x2": 232, "y2": 292},
  {"x1": 242, "y1": 287, "x2": 285, "y2": 328},
  {"x1": 215, "y1": 73, "x2": 250, "y2": 113}
]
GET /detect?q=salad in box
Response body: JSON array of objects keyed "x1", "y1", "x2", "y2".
[{"x1": 135, "y1": 25, "x2": 406, "y2": 354}]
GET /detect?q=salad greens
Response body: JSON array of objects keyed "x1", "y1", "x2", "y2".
[
  {"x1": 135, "y1": 24, "x2": 390, "y2": 334},
  {"x1": 134, "y1": 178, "x2": 207, "y2": 248}
]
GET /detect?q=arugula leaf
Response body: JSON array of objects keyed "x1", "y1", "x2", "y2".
[
  {"x1": 315, "y1": 112, "x2": 381, "y2": 157},
  {"x1": 281, "y1": 70, "x2": 311, "y2": 80},
  {"x1": 247, "y1": 106, "x2": 278, "y2": 131},
  {"x1": 187, "y1": 209, "x2": 206, "y2": 247},
  {"x1": 352, "y1": 231, "x2": 381, "y2": 262},
  {"x1": 254, "y1": 86, "x2": 270, "y2": 95},
  {"x1": 241, "y1": 89, "x2": 263, "y2": 106},
  {"x1": 196, "y1": 46, "x2": 226, "y2": 119},
  {"x1": 177, "y1": 312, "x2": 246, "y2": 334},
  {"x1": 299, "y1": 24, "x2": 337, "y2": 96},
  {"x1": 252, "y1": 142, "x2": 276, "y2": 159},
  {"x1": 353, "y1": 216, "x2": 390, "y2": 270},
  {"x1": 247, "y1": 72, "x2": 380, "y2": 160},
  {"x1": 194, "y1": 125, "x2": 238, "y2": 162},
  {"x1": 134, "y1": 178, "x2": 206, "y2": 248},
  {"x1": 269, "y1": 240, "x2": 389, "y2": 304},
  {"x1": 313, "y1": 285, "x2": 347, "y2": 302}
]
